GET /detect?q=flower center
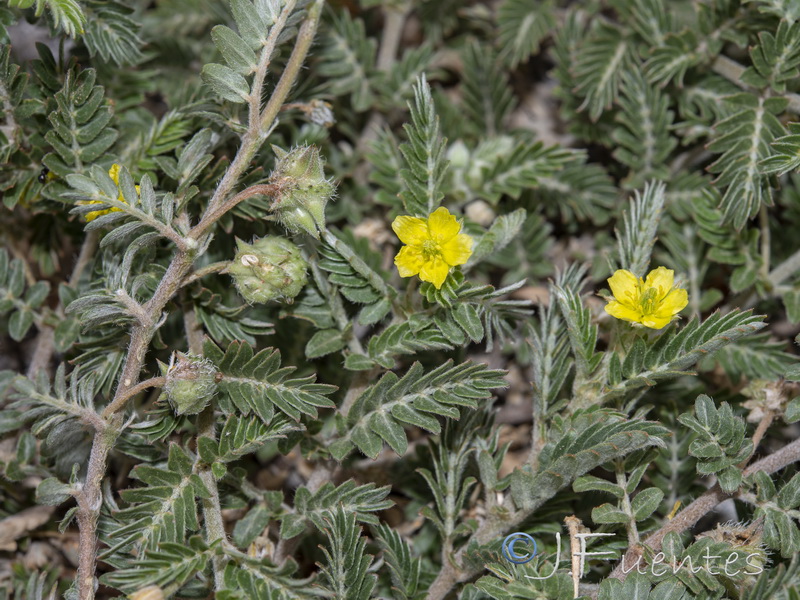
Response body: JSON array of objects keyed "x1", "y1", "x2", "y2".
[
  {"x1": 422, "y1": 239, "x2": 440, "y2": 259},
  {"x1": 639, "y1": 287, "x2": 660, "y2": 315}
]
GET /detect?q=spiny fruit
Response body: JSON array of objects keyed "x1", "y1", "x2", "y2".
[
  {"x1": 227, "y1": 236, "x2": 308, "y2": 304},
  {"x1": 268, "y1": 145, "x2": 335, "y2": 238},
  {"x1": 162, "y1": 353, "x2": 219, "y2": 416}
]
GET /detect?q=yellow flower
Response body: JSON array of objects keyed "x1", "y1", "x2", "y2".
[
  {"x1": 604, "y1": 266, "x2": 688, "y2": 329},
  {"x1": 392, "y1": 207, "x2": 473, "y2": 289},
  {"x1": 80, "y1": 164, "x2": 137, "y2": 222}
]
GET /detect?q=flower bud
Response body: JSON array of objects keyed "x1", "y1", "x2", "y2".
[
  {"x1": 128, "y1": 586, "x2": 164, "y2": 600},
  {"x1": 228, "y1": 236, "x2": 308, "y2": 304},
  {"x1": 163, "y1": 353, "x2": 218, "y2": 416},
  {"x1": 269, "y1": 145, "x2": 335, "y2": 238}
]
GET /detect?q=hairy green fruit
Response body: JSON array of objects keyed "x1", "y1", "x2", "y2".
[
  {"x1": 228, "y1": 236, "x2": 308, "y2": 304},
  {"x1": 269, "y1": 145, "x2": 334, "y2": 238},
  {"x1": 163, "y1": 353, "x2": 219, "y2": 416}
]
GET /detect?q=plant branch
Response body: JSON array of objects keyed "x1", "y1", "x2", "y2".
[
  {"x1": 181, "y1": 261, "x2": 230, "y2": 288},
  {"x1": 197, "y1": 404, "x2": 227, "y2": 590},
  {"x1": 190, "y1": 183, "x2": 279, "y2": 240},
  {"x1": 248, "y1": 0, "x2": 298, "y2": 132},
  {"x1": 182, "y1": 299, "x2": 205, "y2": 355},
  {"x1": 608, "y1": 434, "x2": 800, "y2": 582},
  {"x1": 101, "y1": 376, "x2": 166, "y2": 419},
  {"x1": 73, "y1": 4, "x2": 327, "y2": 595},
  {"x1": 258, "y1": 0, "x2": 325, "y2": 135},
  {"x1": 745, "y1": 409, "x2": 776, "y2": 466},
  {"x1": 760, "y1": 204, "x2": 771, "y2": 280},
  {"x1": 353, "y1": 2, "x2": 410, "y2": 185}
]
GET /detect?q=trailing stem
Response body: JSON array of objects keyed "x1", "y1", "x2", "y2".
[{"x1": 73, "y1": 3, "x2": 326, "y2": 596}]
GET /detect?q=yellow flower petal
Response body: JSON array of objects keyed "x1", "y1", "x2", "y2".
[
  {"x1": 440, "y1": 233, "x2": 473, "y2": 266},
  {"x1": 640, "y1": 314, "x2": 673, "y2": 329},
  {"x1": 607, "y1": 269, "x2": 640, "y2": 307},
  {"x1": 604, "y1": 300, "x2": 642, "y2": 323},
  {"x1": 394, "y1": 246, "x2": 424, "y2": 277},
  {"x1": 419, "y1": 255, "x2": 450, "y2": 289},
  {"x1": 427, "y1": 207, "x2": 461, "y2": 242},
  {"x1": 644, "y1": 266, "x2": 675, "y2": 299},
  {"x1": 653, "y1": 288, "x2": 688, "y2": 318},
  {"x1": 108, "y1": 163, "x2": 121, "y2": 185},
  {"x1": 79, "y1": 201, "x2": 118, "y2": 222},
  {"x1": 392, "y1": 215, "x2": 428, "y2": 246}
]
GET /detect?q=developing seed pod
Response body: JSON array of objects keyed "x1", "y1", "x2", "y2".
[
  {"x1": 163, "y1": 352, "x2": 218, "y2": 416},
  {"x1": 228, "y1": 236, "x2": 308, "y2": 304},
  {"x1": 269, "y1": 145, "x2": 335, "y2": 238}
]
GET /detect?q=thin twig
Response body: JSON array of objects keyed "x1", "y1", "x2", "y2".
[
  {"x1": 182, "y1": 301, "x2": 227, "y2": 587},
  {"x1": 258, "y1": 0, "x2": 326, "y2": 136},
  {"x1": 181, "y1": 261, "x2": 230, "y2": 288},
  {"x1": 759, "y1": 204, "x2": 771, "y2": 280},
  {"x1": 197, "y1": 404, "x2": 227, "y2": 589},
  {"x1": 101, "y1": 377, "x2": 166, "y2": 419},
  {"x1": 248, "y1": 0, "x2": 298, "y2": 132},
  {"x1": 745, "y1": 409, "x2": 776, "y2": 465},
  {"x1": 353, "y1": 3, "x2": 410, "y2": 185},
  {"x1": 7, "y1": 239, "x2": 37, "y2": 286},
  {"x1": 182, "y1": 301, "x2": 205, "y2": 356},
  {"x1": 190, "y1": 183, "x2": 279, "y2": 239},
  {"x1": 26, "y1": 327, "x2": 55, "y2": 380},
  {"x1": 69, "y1": 230, "x2": 99, "y2": 287}
]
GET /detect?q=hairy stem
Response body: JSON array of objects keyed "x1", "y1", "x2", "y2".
[
  {"x1": 617, "y1": 468, "x2": 640, "y2": 547},
  {"x1": 181, "y1": 261, "x2": 230, "y2": 288},
  {"x1": 258, "y1": 0, "x2": 325, "y2": 135},
  {"x1": 191, "y1": 183, "x2": 279, "y2": 240},
  {"x1": 353, "y1": 2, "x2": 410, "y2": 184},
  {"x1": 248, "y1": 0, "x2": 298, "y2": 133},
  {"x1": 742, "y1": 409, "x2": 775, "y2": 469},
  {"x1": 74, "y1": 4, "x2": 326, "y2": 595},
  {"x1": 77, "y1": 418, "x2": 121, "y2": 599},
  {"x1": 760, "y1": 204, "x2": 771, "y2": 280},
  {"x1": 101, "y1": 377, "x2": 166, "y2": 418},
  {"x1": 197, "y1": 405, "x2": 227, "y2": 589}
]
